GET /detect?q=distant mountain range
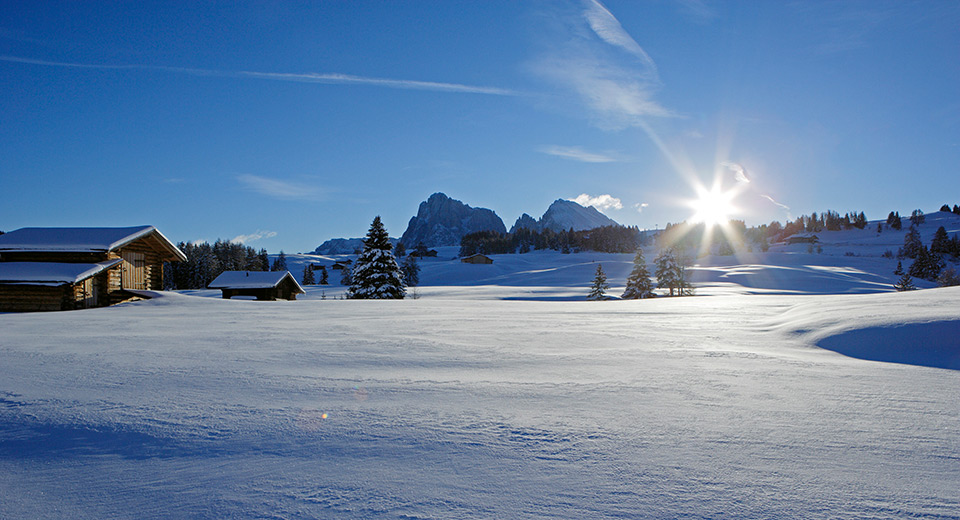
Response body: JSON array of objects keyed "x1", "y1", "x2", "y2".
[
  {"x1": 313, "y1": 237, "x2": 399, "y2": 255},
  {"x1": 314, "y1": 192, "x2": 624, "y2": 251},
  {"x1": 510, "y1": 199, "x2": 620, "y2": 234}
]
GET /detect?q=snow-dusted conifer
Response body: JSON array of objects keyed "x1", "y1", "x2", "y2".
[
  {"x1": 654, "y1": 248, "x2": 693, "y2": 297},
  {"x1": 347, "y1": 216, "x2": 405, "y2": 299},
  {"x1": 302, "y1": 265, "x2": 315, "y2": 285},
  {"x1": 622, "y1": 248, "x2": 655, "y2": 299},
  {"x1": 587, "y1": 264, "x2": 609, "y2": 301}
]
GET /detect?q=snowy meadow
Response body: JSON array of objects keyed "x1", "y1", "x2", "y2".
[{"x1": 2, "y1": 221, "x2": 960, "y2": 519}]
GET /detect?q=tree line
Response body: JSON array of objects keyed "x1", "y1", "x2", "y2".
[
  {"x1": 459, "y1": 225, "x2": 646, "y2": 257},
  {"x1": 163, "y1": 240, "x2": 287, "y2": 290}
]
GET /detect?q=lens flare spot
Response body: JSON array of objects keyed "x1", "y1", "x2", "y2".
[{"x1": 689, "y1": 185, "x2": 737, "y2": 228}]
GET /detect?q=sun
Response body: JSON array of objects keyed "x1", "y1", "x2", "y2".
[{"x1": 689, "y1": 184, "x2": 737, "y2": 228}]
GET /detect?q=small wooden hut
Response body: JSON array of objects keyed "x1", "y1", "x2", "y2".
[
  {"x1": 460, "y1": 253, "x2": 494, "y2": 264},
  {"x1": 208, "y1": 271, "x2": 305, "y2": 301},
  {"x1": 0, "y1": 226, "x2": 186, "y2": 312}
]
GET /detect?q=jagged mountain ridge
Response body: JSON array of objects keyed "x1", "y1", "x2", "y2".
[
  {"x1": 314, "y1": 195, "x2": 622, "y2": 253},
  {"x1": 510, "y1": 199, "x2": 620, "y2": 233},
  {"x1": 400, "y1": 193, "x2": 506, "y2": 247}
]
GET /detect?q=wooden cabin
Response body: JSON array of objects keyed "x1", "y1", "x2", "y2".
[
  {"x1": 331, "y1": 260, "x2": 353, "y2": 270},
  {"x1": 786, "y1": 234, "x2": 819, "y2": 245},
  {"x1": 0, "y1": 226, "x2": 186, "y2": 312},
  {"x1": 461, "y1": 253, "x2": 494, "y2": 264},
  {"x1": 208, "y1": 271, "x2": 305, "y2": 301}
]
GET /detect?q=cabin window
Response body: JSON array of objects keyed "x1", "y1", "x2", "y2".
[{"x1": 122, "y1": 251, "x2": 146, "y2": 290}]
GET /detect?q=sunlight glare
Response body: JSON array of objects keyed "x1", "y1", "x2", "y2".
[{"x1": 689, "y1": 185, "x2": 737, "y2": 228}]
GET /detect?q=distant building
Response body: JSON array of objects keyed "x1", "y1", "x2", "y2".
[
  {"x1": 0, "y1": 226, "x2": 186, "y2": 312},
  {"x1": 331, "y1": 260, "x2": 353, "y2": 270},
  {"x1": 410, "y1": 249, "x2": 438, "y2": 258},
  {"x1": 208, "y1": 270, "x2": 305, "y2": 301},
  {"x1": 786, "y1": 234, "x2": 819, "y2": 245},
  {"x1": 460, "y1": 253, "x2": 494, "y2": 264}
]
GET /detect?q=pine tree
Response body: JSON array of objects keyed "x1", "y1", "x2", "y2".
[
  {"x1": 940, "y1": 204, "x2": 952, "y2": 212},
  {"x1": 930, "y1": 226, "x2": 950, "y2": 255},
  {"x1": 909, "y1": 245, "x2": 944, "y2": 281},
  {"x1": 318, "y1": 265, "x2": 329, "y2": 285},
  {"x1": 401, "y1": 255, "x2": 420, "y2": 287},
  {"x1": 654, "y1": 248, "x2": 693, "y2": 297},
  {"x1": 257, "y1": 249, "x2": 270, "y2": 271},
  {"x1": 894, "y1": 272, "x2": 916, "y2": 291},
  {"x1": 395, "y1": 242, "x2": 406, "y2": 258},
  {"x1": 893, "y1": 261, "x2": 904, "y2": 276},
  {"x1": 909, "y1": 209, "x2": 925, "y2": 226},
  {"x1": 587, "y1": 264, "x2": 609, "y2": 300},
  {"x1": 347, "y1": 216, "x2": 405, "y2": 299},
  {"x1": 302, "y1": 265, "x2": 316, "y2": 285},
  {"x1": 900, "y1": 227, "x2": 922, "y2": 259},
  {"x1": 622, "y1": 248, "x2": 655, "y2": 299},
  {"x1": 271, "y1": 251, "x2": 287, "y2": 271}
]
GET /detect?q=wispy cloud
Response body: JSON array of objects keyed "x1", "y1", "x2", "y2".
[
  {"x1": 534, "y1": 1, "x2": 672, "y2": 130},
  {"x1": 0, "y1": 55, "x2": 518, "y2": 96},
  {"x1": 760, "y1": 194, "x2": 791, "y2": 216},
  {"x1": 237, "y1": 174, "x2": 322, "y2": 200},
  {"x1": 572, "y1": 193, "x2": 623, "y2": 212},
  {"x1": 722, "y1": 162, "x2": 750, "y2": 184},
  {"x1": 539, "y1": 145, "x2": 618, "y2": 163},
  {"x1": 634, "y1": 202, "x2": 649, "y2": 213},
  {"x1": 231, "y1": 230, "x2": 278, "y2": 244},
  {"x1": 674, "y1": 0, "x2": 717, "y2": 23},
  {"x1": 583, "y1": 0, "x2": 659, "y2": 77}
]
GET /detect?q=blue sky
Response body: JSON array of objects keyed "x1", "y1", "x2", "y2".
[{"x1": 1, "y1": 1, "x2": 958, "y2": 253}]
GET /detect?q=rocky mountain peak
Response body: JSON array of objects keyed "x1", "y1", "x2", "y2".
[{"x1": 400, "y1": 193, "x2": 506, "y2": 247}]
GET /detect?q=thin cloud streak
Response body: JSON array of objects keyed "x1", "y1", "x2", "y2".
[
  {"x1": 0, "y1": 55, "x2": 518, "y2": 96},
  {"x1": 237, "y1": 174, "x2": 322, "y2": 200},
  {"x1": 539, "y1": 145, "x2": 618, "y2": 163},
  {"x1": 634, "y1": 202, "x2": 649, "y2": 213},
  {"x1": 583, "y1": 0, "x2": 659, "y2": 78}
]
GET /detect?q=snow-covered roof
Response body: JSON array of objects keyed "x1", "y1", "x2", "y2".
[
  {"x1": 0, "y1": 226, "x2": 187, "y2": 261},
  {"x1": 0, "y1": 259, "x2": 122, "y2": 286},
  {"x1": 208, "y1": 271, "x2": 305, "y2": 292}
]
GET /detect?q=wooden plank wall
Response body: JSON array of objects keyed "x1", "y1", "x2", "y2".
[{"x1": 0, "y1": 285, "x2": 70, "y2": 312}]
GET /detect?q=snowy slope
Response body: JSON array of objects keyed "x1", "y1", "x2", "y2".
[{"x1": 1, "y1": 288, "x2": 958, "y2": 519}]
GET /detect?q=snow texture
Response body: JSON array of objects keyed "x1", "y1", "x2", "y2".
[
  {"x1": 2, "y1": 213, "x2": 959, "y2": 518},
  {"x1": 0, "y1": 259, "x2": 121, "y2": 286}
]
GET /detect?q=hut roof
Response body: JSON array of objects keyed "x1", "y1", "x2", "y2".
[
  {"x1": 208, "y1": 271, "x2": 305, "y2": 293},
  {"x1": 0, "y1": 259, "x2": 122, "y2": 286},
  {"x1": 0, "y1": 226, "x2": 186, "y2": 261}
]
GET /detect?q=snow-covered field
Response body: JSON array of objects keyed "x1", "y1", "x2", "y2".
[{"x1": 2, "y1": 215, "x2": 959, "y2": 518}]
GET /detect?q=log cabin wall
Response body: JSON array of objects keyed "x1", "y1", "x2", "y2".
[{"x1": 0, "y1": 285, "x2": 71, "y2": 312}]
